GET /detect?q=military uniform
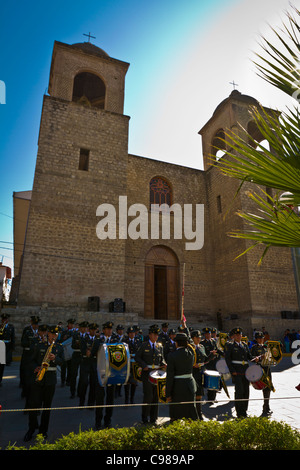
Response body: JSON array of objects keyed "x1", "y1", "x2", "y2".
[
  {"x1": 59, "y1": 319, "x2": 76, "y2": 387},
  {"x1": 200, "y1": 327, "x2": 219, "y2": 402},
  {"x1": 225, "y1": 327, "x2": 256, "y2": 418},
  {"x1": 250, "y1": 331, "x2": 273, "y2": 416},
  {"x1": 93, "y1": 321, "x2": 120, "y2": 429},
  {"x1": 135, "y1": 324, "x2": 167, "y2": 424},
  {"x1": 123, "y1": 326, "x2": 142, "y2": 404},
  {"x1": 0, "y1": 314, "x2": 15, "y2": 385},
  {"x1": 24, "y1": 325, "x2": 64, "y2": 441},
  {"x1": 69, "y1": 321, "x2": 88, "y2": 398},
  {"x1": 78, "y1": 323, "x2": 99, "y2": 407},
  {"x1": 166, "y1": 332, "x2": 198, "y2": 421},
  {"x1": 20, "y1": 316, "x2": 41, "y2": 404},
  {"x1": 163, "y1": 329, "x2": 177, "y2": 362}
]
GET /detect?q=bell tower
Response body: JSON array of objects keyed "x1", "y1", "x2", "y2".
[{"x1": 17, "y1": 41, "x2": 130, "y2": 308}]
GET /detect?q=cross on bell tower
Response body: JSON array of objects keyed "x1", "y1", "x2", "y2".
[
  {"x1": 83, "y1": 32, "x2": 96, "y2": 43},
  {"x1": 229, "y1": 80, "x2": 239, "y2": 90}
]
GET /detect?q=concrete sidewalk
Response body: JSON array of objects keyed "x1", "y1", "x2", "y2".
[{"x1": 0, "y1": 356, "x2": 299, "y2": 449}]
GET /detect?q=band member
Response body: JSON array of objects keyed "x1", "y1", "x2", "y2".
[
  {"x1": 123, "y1": 326, "x2": 141, "y2": 404},
  {"x1": 225, "y1": 327, "x2": 260, "y2": 419},
  {"x1": 115, "y1": 324, "x2": 125, "y2": 342},
  {"x1": 0, "y1": 314, "x2": 15, "y2": 385},
  {"x1": 163, "y1": 328, "x2": 177, "y2": 362},
  {"x1": 78, "y1": 322, "x2": 99, "y2": 407},
  {"x1": 135, "y1": 324, "x2": 167, "y2": 425},
  {"x1": 69, "y1": 321, "x2": 88, "y2": 399},
  {"x1": 20, "y1": 316, "x2": 41, "y2": 404},
  {"x1": 94, "y1": 321, "x2": 119, "y2": 429},
  {"x1": 200, "y1": 327, "x2": 219, "y2": 403},
  {"x1": 23, "y1": 325, "x2": 64, "y2": 441},
  {"x1": 158, "y1": 323, "x2": 169, "y2": 346},
  {"x1": 250, "y1": 331, "x2": 273, "y2": 417},
  {"x1": 59, "y1": 318, "x2": 76, "y2": 387},
  {"x1": 166, "y1": 332, "x2": 198, "y2": 421},
  {"x1": 190, "y1": 329, "x2": 215, "y2": 420}
]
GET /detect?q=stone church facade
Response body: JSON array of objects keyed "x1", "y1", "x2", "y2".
[{"x1": 11, "y1": 40, "x2": 300, "y2": 337}]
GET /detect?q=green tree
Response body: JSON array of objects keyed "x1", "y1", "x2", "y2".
[{"x1": 215, "y1": 6, "x2": 300, "y2": 264}]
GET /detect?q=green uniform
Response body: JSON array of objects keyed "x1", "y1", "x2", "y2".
[{"x1": 166, "y1": 346, "x2": 198, "y2": 421}]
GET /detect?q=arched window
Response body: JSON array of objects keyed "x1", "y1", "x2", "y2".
[
  {"x1": 211, "y1": 129, "x2": 226, "y2": 161},
  {"x1": 150, "y1": 177, "x2": 172, "y2": 207},
  {"x1": 72, "y1": 72, "x2": 106, "y2": 108}
]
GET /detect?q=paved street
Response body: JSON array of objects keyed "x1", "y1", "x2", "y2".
[{"x1": 0, "y1": 356, "x2": 300, "y2": 449}]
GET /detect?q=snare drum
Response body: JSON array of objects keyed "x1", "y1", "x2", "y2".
[
  {"x1": 245, "y1": 364, "x2": 266, "y2": 390},
  {"x1": 216, "y1": 359, "x2": 231, "y2": 381},
  {"x1": 97, "y1": 343, "x2": 130, "y2": 386},
  {"x1": 149, "y1": 370, "x2": 167, "y2": 403},
  {"x1": 148, "y1": 369, "x2": 166, "y2": 385},
  {"x1": 204, "y1": 370, "x2": 221, "y2": 390}
]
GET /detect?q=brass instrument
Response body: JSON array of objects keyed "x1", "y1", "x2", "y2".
[{"x1": 35, "y1": 341, "x2": 55, "y2": 382}]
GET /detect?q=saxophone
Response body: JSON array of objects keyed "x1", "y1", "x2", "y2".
[{"x1": 35, "y1": 341, "x2": 55, "y2": 382}]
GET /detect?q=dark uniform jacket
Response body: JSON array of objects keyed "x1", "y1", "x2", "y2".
[
  {"x1": 225, "y1": 341, "x2": 254, "y2": 376},
  {"x1": 31, "y1": 340, "x2": 64, "y2": 386},
  {"x1": 135, "y1": 340, "x2": 166, "y2": 370}
]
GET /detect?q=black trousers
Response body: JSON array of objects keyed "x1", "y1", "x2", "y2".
[
  {"x1": 233, "y1": 374, "x2": 250, "y2": 418},
  {"x1": 141, "y1": 370, "x2": 158, "y2": 423},
  {"x1": 27, "y1": 381, "x2": 56, "y2": 434},
  {"x1": 95, "y1": 383, "x2": 115, "y2": 426}
]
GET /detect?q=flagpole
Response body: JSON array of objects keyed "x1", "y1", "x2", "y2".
[{"x1": 181, "y1": 263, "x2": 186, "y2": 323}]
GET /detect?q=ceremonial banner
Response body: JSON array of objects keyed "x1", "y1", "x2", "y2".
[
  {"x1": 265, "y1": 340, "x2": 282, "y2": 364},
  {"x1": 107, "y1": 344, "x2": 128, "y2": 370},
  {"x1": 157, "y1": 377, "x2": 167, "y2": 403},
  {"x1": 132, "y1": 362, "x2": 143, "y2": 382},
  {"x1": 218, "y1": 333, "x2": 228, "y2": 350}
]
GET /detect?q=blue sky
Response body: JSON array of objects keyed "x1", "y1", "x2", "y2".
[{"x1": 0, "y1": 0, "x2": 297, "y2": 273}]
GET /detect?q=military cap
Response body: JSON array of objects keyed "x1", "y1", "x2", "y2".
[
  {"x1": 116, "y1": 324, "x2": 124, "y2": 330},
  {"x1": 102, "y1": 321, "x2": 113, "y2": 329},
  {"x1": 30, "y1": 315, "x2": 41, "y2": 323},
  {"x1": 168, "y1": 328, "x2": 176, "y2": 335},
  {"x1": 202, "y1": 327, "x2": 211, "y2": 334},
  {"x1": 149, "y1": 324, "x2": 160, "y2": 334},
  {"x1": 67, "y1": 318, "x2": 76, "y2": 324},
  {"x1": 161, "y1": 322, "x2": 169, "y2": 328},
  {"x1": 89, "y1": 322, "x2": 99, "y2": 329},
  {"x1": 230, "y1": 327, "x2": 243, "y2": 336},
  {"x1": 127, "y1": 326, "x2": 135, "y2": 334},
  {"x1": 255, "y1": 331, "x2": 264, "y2": 339},
  {"x1": 48, "y1": 325, "x2": 60, "y2": 334},
  {"x1": 175, "y1": 332, "x2": 188, "y2": 342},
  {"x1": 191, "y1": 329, "x2": 201, "y2": 338},
  {"x1": 211, "y1": 328, "x2": 218, "y2": 333},
  {"x1": 79, "y1": 321, "x2": 89, "y2": 328}
]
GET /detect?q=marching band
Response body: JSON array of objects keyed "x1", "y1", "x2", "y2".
[{"x1": 0, "y1": 313, "x2": 285, "y2": 442}]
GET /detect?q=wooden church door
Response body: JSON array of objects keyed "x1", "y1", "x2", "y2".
[{"x1": 144, "y1": 246, "x2": 179, "y2": 320}]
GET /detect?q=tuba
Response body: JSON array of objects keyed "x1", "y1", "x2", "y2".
[{"x1": 35, "y1": 341, "x2": 55, "y2": 382}]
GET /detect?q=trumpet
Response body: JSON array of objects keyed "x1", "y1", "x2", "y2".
[{"x1": 36, "y1": 341, "x2": 55, "y2": 382}]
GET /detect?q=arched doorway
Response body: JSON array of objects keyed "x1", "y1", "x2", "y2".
[{"x1": 144, "y1": 245, "x2": 179, "y2": 320}]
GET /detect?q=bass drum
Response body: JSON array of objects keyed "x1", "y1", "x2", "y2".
[
  {"x1": 216, "y1": 359, "x2": 231, "y2": 381},
  {"x1": 97, "y1": 343, "x2": 130, "y2": 386}
]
